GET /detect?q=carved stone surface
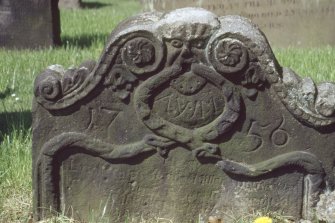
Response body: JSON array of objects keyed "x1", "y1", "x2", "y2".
[
  {"x1": 141, "y1": 0, "x2": 335, "y2": 47},
  {"x1": 58, "y1": 0, "x2": 82, "y2": 9},
  {"x1": 0, "y1": 0, "x2": 61, "y2": 49},
  {"x1": 32, "y1": 8, "x2": 335, "y2": 222}
]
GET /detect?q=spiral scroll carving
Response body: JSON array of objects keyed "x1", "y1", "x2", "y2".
[
  {"x1": 122, "y1": 36, "x2": 164, "y2": 75},
  {"x1": 35, "y1": 73, "x2": 62, "y2": 101},
  {"x1": 34, "y1": 63, "x2": 93, "y2": 107},
  {"x1": 124, "y1": 38, "x2": 155, "y2": 67},
  {"x1": 209, "y1": 37, "x2": 248, "y2": 74}
]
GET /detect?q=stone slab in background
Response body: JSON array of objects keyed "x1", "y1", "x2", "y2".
[
  {"x1": 33, "y1": 8, "x2": 335, "y2": 223},
  {"x1": 141, "y1": 0, "x2": 335, "y2": 47},
  {"x1": 0, "y1": 0, "x2": 61, "y2": 49},
  {"x1": 58, "y1": 0, "x2": 82, "y2": 9}
]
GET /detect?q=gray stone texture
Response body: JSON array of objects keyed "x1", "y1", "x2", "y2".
[
  {"x1": 141, "y1": 0, "x2": 335, "y2": 47},
  {"x1": 0, "y1": 0, "x2": 61, "y2": 49},
  {"x1": 32, "y1": 8, "x2": 335, "y2": 223},
  {"x1": 316, "y1": 191, "x2": 335, "y2": 223}
]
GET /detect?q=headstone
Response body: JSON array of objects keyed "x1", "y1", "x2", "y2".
[
  {"x1": 0, "y1": 0, "x2": 61, "y2": 49},
  {"x1": 141, "y1": 0, "x2": 335, "y2": 47},
  {"x1": 58, "y1": 0, "x2": 82, "y2": 9},
  {"x1": 32, "y1": 8, "x2": 335, "y2": 223}
]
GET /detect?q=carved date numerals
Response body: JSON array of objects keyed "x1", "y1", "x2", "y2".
[
  {"x1": 87, "y1": 106, "x2": 122, "y2": 132},
  {"x1": 245, "y1": 116, "x2": 289, "y2": 152}
]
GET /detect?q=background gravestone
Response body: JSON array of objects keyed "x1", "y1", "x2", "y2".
[
  {"x1": 141, "y1": 0, "x2": 335, "y2": 47},
  {"x1": 58, "y1": 0, "x2": 82, "y2": 9},
  {"x1": 32, "y1": 8, "x2": 335, "y2": 223},
  {"x1": 0, "y1": 0, "x2": 61, "y2": 49}
]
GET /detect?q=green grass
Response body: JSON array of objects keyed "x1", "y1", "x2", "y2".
[
  {"x1": 0, "y1": 0, "x2": 334, "y2": 222},
  {"x1": 0, "y1": 0, "x2": 140, "y2": 222},
  {"x1": 274, "y1": 46, "x2": 335, "y2": 82}
]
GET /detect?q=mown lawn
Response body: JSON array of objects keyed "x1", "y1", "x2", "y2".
[{"x1": 0, "y1": 0, "x2": 334, "y2": 222}]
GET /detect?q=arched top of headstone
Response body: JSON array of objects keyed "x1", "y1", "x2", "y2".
[{"x1": 34, "y1": 7, "x2": 335, "y2": 128}]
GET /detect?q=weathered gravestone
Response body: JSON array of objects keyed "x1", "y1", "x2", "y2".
[
  {"x1": 0, "y1": 0, "x2": 61, "y2": 49},
  {"x1": 58, "y1": 0, "x2": 82, "y2": 9},
  {"x1": 141, "y1": 0, "x2": 335, "y2": 47},
  {"x1": 32, "y1": 8, "x2": 335, "y2": 222}
]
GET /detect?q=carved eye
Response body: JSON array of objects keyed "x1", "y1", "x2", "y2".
[
  {"x1": 193, "y1": 40, "x2": 205, "y2": 49},
  {"x1": 171, "y1": 39, "x2": 183, "y2": 48}
]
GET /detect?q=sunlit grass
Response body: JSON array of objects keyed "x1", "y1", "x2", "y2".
[{"x1": 274, "y1": 46, "x2": 335, "y2": 82}]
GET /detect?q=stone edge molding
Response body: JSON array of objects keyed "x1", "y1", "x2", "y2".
[{"x1": 33, "y1": 7, "x2": 335, "y2": 221}]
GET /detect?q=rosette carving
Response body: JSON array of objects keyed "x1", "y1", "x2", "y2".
[
  {"x1": 121, "y1": 36, "x2": 164, "y2": 75},
  {"x1": 208, "y1": 37, "x2": 248, "y2": 74},
  {"x1": 33, "y1": 31, "x2": 164, "y2": 110},
  {"x1": 124, "y1": 38, "x2": 155, "y2": 67},
  {"x1": 207, "y1": 35, "x2": 269, "y2": 99},
  {"x1": 99, "y1": 33, "x2": 164, "y2": 101}
]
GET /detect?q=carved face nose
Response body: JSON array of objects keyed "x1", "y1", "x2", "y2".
[{"x1": 180, "y1": 43, "x2": 192, "y2": 58}]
